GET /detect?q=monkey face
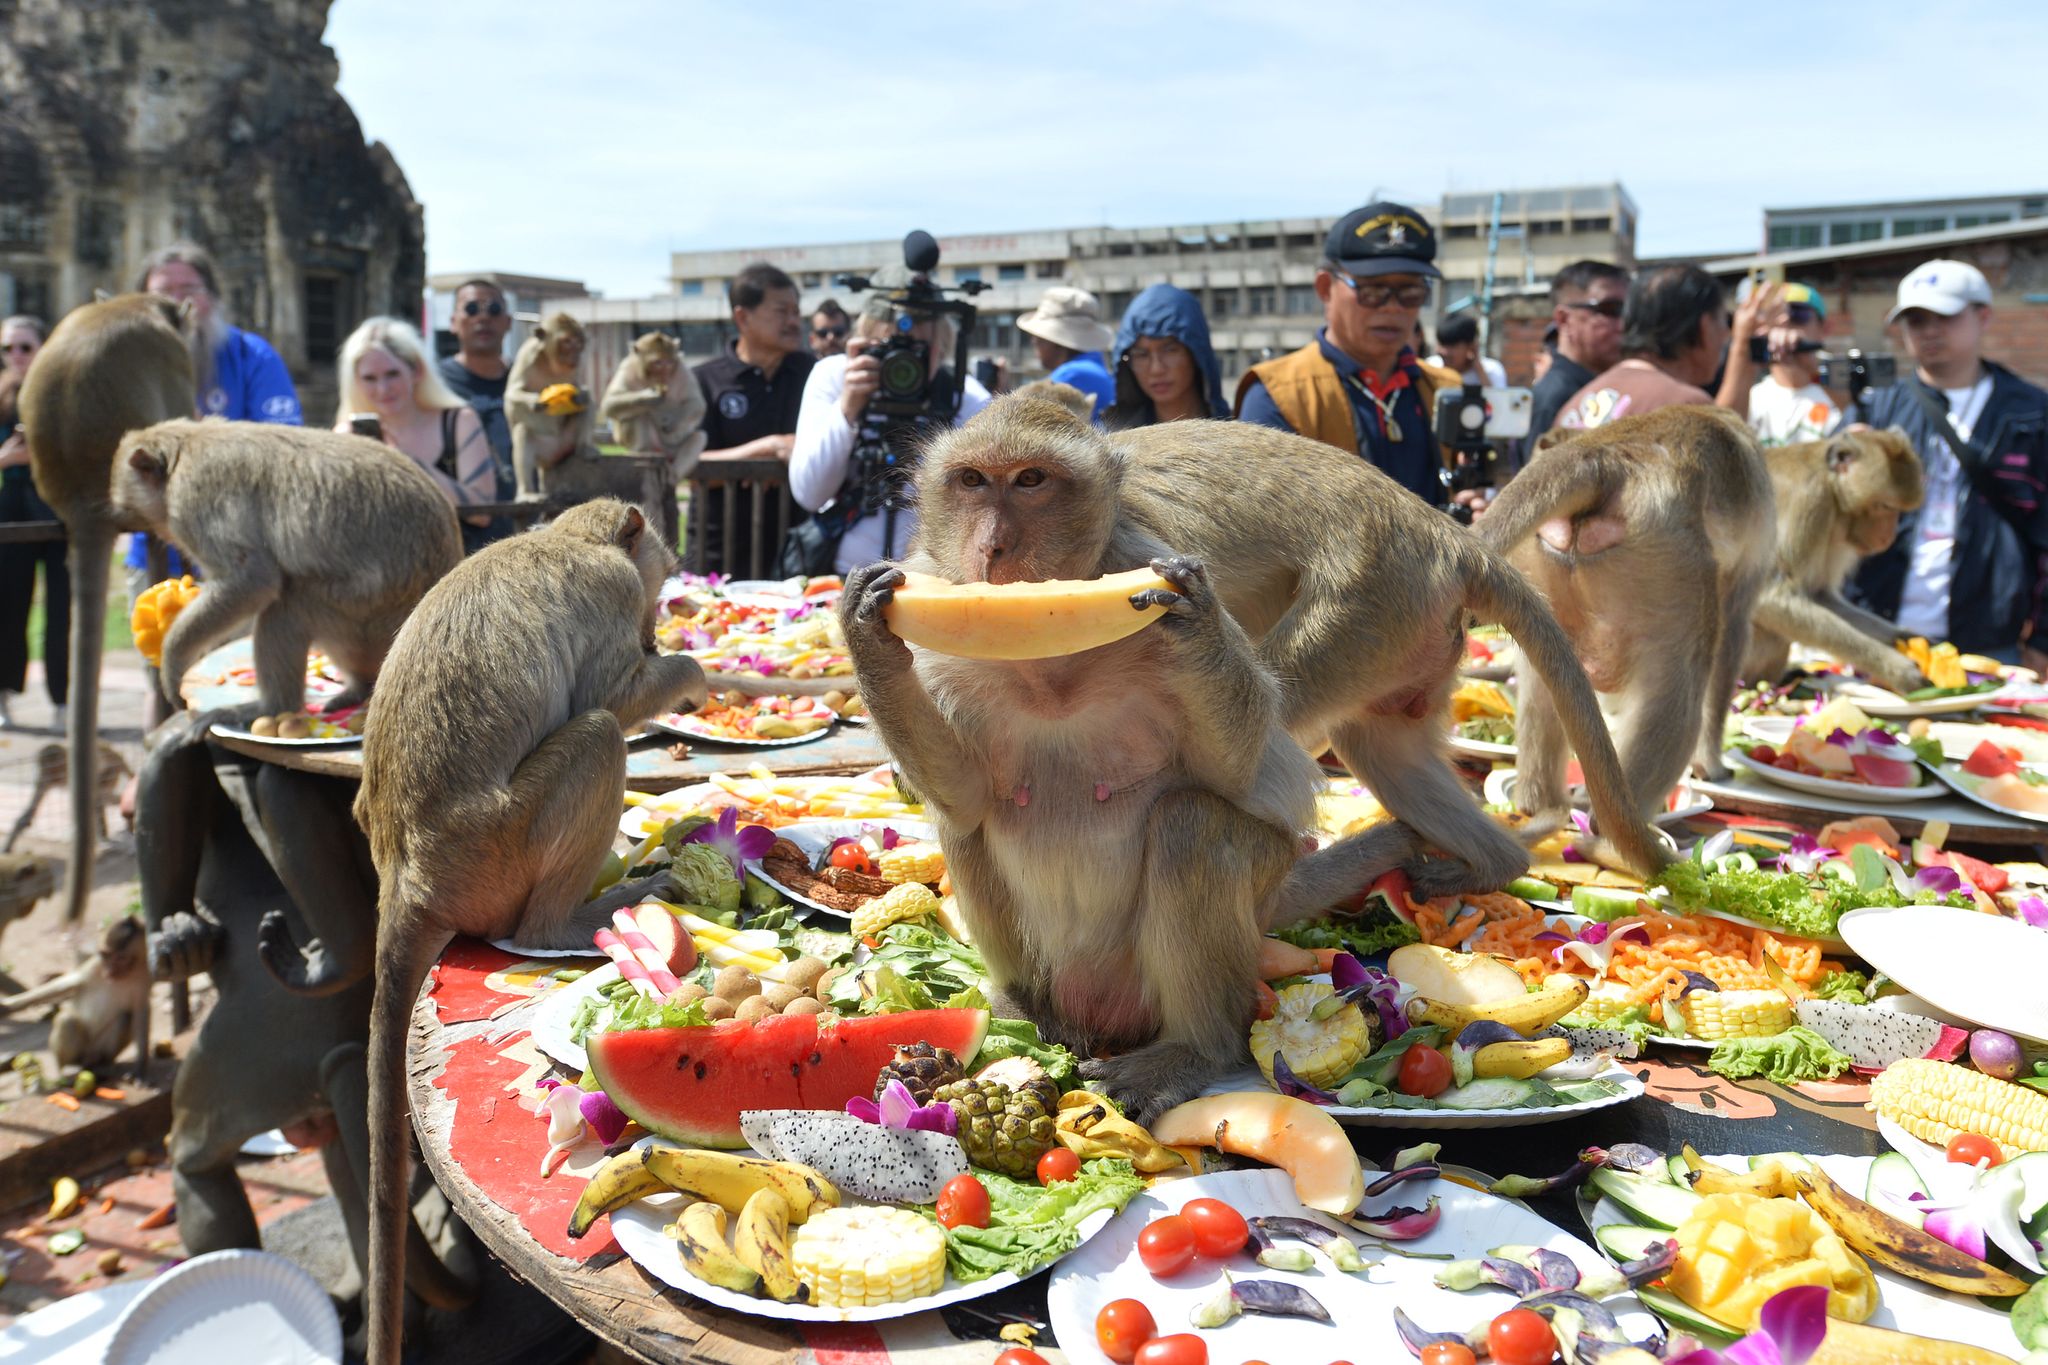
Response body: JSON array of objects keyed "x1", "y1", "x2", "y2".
[
  {"x1": 110, "y1": 431, "x2": 176, "y2": 532},
  {"x1": 1850, "y1": 505, "x2": 1904, "y2": 556},
  {"x1": 550, "y1": 333, "x2": 585, "y2": 369},
  {"x1": 645, "y1": 356, "x2": 679, "y2": 387}
]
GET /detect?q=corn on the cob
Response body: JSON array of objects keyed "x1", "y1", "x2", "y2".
[
  {"x1": 1666, "y1": 989, "x2": 1792, "y2": 1041},
  {"x1": 876, "y1": 842, "x2": 946, "y2": 886},
  {"x1": 1573, "y1": 984, "x2": 1641, "y2": 1026},
  {"x1": 1868, "y1": 1058, "x2": 2048, "y2": 1161},
  {"x1": 1250, "y1": 982, "x2": 1376, "y2": 1090},
  {"x1": 791, "y1": 1206, "x2": 945, "y2": 1306},
  {"x1": 851, "y1": 881, "x2": 940, "y2": 938}
]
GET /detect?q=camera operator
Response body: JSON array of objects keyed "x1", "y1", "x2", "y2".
[
  {"x1": 1742, "y1": 281, "x2": 1838, "y2": 446},
  {"x1": 787, "y1": 264, "x2": 993, "y2": 575}
]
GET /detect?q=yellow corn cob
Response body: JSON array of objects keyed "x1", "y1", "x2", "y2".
[
  {"x1": 790, "y1": 1206, "x2": 945, "y2": 1306},
  {"x1": 851, "y1": 881, "x2": 940, "y2": 938},
  {"x1": 1666, "y1": 989, "x2": 1792, "y2": 1041},
  {"x1": 1573, "y1": 984, "x2": 1641, "y2": 1025},
  {"x1": 876, "y1": 842, "x2": 946, "y2": 886},
  {"x1": 1250, "y1": 982, "x2": 1375, "y2": 1090},
  {"x1": 1868, "y1": 1058, "x2": 2048, "y2": 1161}
]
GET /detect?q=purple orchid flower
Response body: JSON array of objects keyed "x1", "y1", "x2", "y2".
[
  {"x1": 1667, "y1": 1284, "x2": 1828, "y2": 1365},
  {"x1": 683, "y1": 807, "x2": 777, "y2": 877},
  {"x1": 845, "y1": 1079, "x2": 959, "y2": 1135},
  {"x1": 1773, "y1": 832, "x2": 1838, "y2": 876},
  {"x1": 1330, "y1": 953, "x2": 1407, "y2": 1040},
  {"x1": 1912, "y1": 864, "x2": 1964, "y2": 896},
  {"x1": 2018, "y1": 895, "x2": 2048, "y2": 930},
  {"x1": 578, "y1": 1091, "x2": 628, "y2": 1146},
  {"x1": 1553, "y1": 919, "x2": 1651, "y2": 977}
]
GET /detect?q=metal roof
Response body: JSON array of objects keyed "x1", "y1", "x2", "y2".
[{"x1": 1702, "y1": 216, "x2": 2048, "y2": 274}]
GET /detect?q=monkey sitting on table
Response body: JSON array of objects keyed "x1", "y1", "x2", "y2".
[
  {"x1": 1741, "y1": 428, "x2": 1928, "y2": 693},
  {"x1": 843, "y1": 393, "x2": 1418, "y2": 1123},
  {"x1": 110, "y1": 419, "x2": 463, "y2": 717},
  {"x1": 504, "y1": 311, "x2": 595, "y2": 499},
  {"x1": 1479, "y1": 406, "x2": 1778, "y2": 820}
]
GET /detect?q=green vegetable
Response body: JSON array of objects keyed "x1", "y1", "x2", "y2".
[
  {"x1": 1339, "y1": 1024, "x2": 1446, "y2": 1092},
  {"x1": 571, "y1": 977, "x2": 711, "y2": 1042},
  {"x1": 1811, "y1": 969, "x2": 1870, "y2": 1005},
  {"x1": 664, "y1": 843, "x2": 742, "y2": 917},
  {"x1": 742, "y1": 869, "x2": 783, "y2": 912},
  {"x1": 1651, "y1": 851, "x2": 1969, "y2": 940},
  {"x1": 2014, "y1": 1275, "x2": 2048, "y2": 1351},
  {"x1": 1559, "y1": 1004, "x2": 1659, "y2": 1051},
  {"x1": 48, "y1": 1229, "x2": 84, "y2": 1256},
  {"x1": 1707, "y1": 1025, "x2": 1851, "y2": 1085},
  {"x1": 825, "y1": 921, "x2": 986, "y2": 1015},
  {"x1": 1271, "y1": 910, "x2": 1420, "y2": 960},
  {"x1": 1457, "y1": 717, "x2": 1515, "y2": 744},
  {"x1": 931, "y1": 1159, "x2": 1142, "y2": 1281},
  {"x1": 973, "y1": 1016, "x2": 1080, "y2": 1088}
]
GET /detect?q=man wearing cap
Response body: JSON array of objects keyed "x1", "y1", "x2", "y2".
[
  {"x1": 1744, "y1": 282, "x2": 1840, "y2": 447},
  {"x1": 1848, "y1": 259, "x2": 2048, "y2": 669},
  {"x1": 1016, "y1": 286, "x2": 1118, "y2": 423},
  {"x1": 1236, "y1": 201, "x2": 1465, "y2": 509}
]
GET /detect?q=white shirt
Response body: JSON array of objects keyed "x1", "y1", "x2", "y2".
[
  {"x1": 1747, "y1": 377, "x2": 1840, "y2": 447},
  {"x1": 789, "y1": 354, "x2": 993, "y2": 575},
  {"x1": 1896, "y1": 375, "x2": 1993, "y2": 639},
  {"x1": 1428, "y1": 354, "x2": 1508, "y2": 389}
]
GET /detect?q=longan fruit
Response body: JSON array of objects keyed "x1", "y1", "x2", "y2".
[
  {"x1": 277, "y1": 714, "x2": 311, "y2": 739},
  {"x1": 815, "y1": 966, "x2": 845, "y2": 999},
  {"x1": 759, "y1": 983, "x2": 801, "y2": 1013},
  {"x1": 713, "y1": 965, "x2": 761, "y2": 1000},
  {"x1": 734, "y1": 995, "x2": 776, "y2": 1023},
  {"x1": 699, "y1": 996, "x2": 735, "y2": 1021},
  {"x1": 781, "y1": 996, "x2": 826, "y2": 1017},
  {"x1": 672, "y1": 982, "x2": 708, "y2": 1004},
  {"x1": 781, "y1": 956, "x2": 829, "y2": 994}
]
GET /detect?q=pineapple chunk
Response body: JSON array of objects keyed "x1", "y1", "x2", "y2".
[{"x1": 1667, "y1": 1192, "x2": 1876, "y2": 1332}]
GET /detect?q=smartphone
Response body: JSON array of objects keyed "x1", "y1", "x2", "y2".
[
  {"x1": 348, "y1": 413, "x2": 383, "y2": 440},
  {"x1": 1434, "y1": 386, "x2": 1534, "y2": 446}
]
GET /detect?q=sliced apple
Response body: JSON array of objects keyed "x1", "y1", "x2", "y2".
[{"x1": 630, "y1": 902, "x2": 697, "y2": 977}]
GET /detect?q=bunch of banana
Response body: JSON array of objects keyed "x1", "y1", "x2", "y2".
[
  {"x1": 668, "y1": 1189, "x2": 807, "y2": 1301},
  {"x1": 568, "y1": 1141, "x2": 838, "y2": 1240},
  {"x1": 1792, "y1": 1167, "x2": 2031, "y2": 1297},
  {"x1": 1407, "y1": 974, "x2": 1589, "y2": 1038}
]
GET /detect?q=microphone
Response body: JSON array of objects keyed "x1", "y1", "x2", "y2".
[{"x1": 902, "y1": 230, "x2": 940, "y2": 274}]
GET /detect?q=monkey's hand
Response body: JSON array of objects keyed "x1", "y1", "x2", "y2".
[
  {"x1": 255, "y1": 909, "x2": 364, "y2": 996},
  {"x1": 840, "y1": 563, "x2": 911, "y2": 669},
  {"x1": 1133, "y1": 556, "x2": 1219, "y2": 637},
  {"x1": 1871, "y1": 653, "x2": 1931, "y2": 698},
  {"x1": 150, "y1": 908, "x2": 225, "y2": 981}
]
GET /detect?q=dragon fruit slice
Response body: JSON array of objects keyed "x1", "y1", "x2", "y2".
[
  {"x1": 739, "y1": 1109, "x2": 967, "y2": 1204},
  {"x1": 1793, "y1": 999, "x2": 1968, "y2": 1072}
]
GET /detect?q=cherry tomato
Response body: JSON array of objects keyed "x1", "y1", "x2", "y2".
[
  {"x1": 994, "y1": 1352, "x2": 1050, "y2": 1365},
  {"x1": 1773, "y1": 753, "x2": 1803, "y2": 771},
  {"x1": 1488, "y1": 1307, "x2": 1557, "y2": 1365},
  {"x1": 935, "y1": 1173, "x2": 989, "y2": 1229},
  {"x1": 1947, "y1": 1132, "x2": 2004, "y2": 1168},
  {"x1": 1095, "y1": 1298, "x2": 1158, "y2": 1363},
  {"x1": 1422, "y1": 1346, "x2": 1479, "y2": 1365},
  {"x1": 1748, "y1": 744, "x2": 1778, "y2": 765},
  {"x1": 1180, "y1": 1197, "x2": 1250, "y2": 1259},
  {"x1": 828, "y1": 842, "x2": 873, "y2": 874},
  {"x1": 1398, "y1": 1043, "x2": 1454, "y2": 1098},
  {"x1": 1134, "y1": 1335, "x2": 1208, "y2": 1365},
  {"x1": 1037, "y1": 1147, "x2": 1082, "y2": 1184},
  {"x1": 1137, "y1": 1214, "x2": 1197, "y2": 1277}
]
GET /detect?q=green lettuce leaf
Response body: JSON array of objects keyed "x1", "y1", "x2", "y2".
[
  {"x1": 972, "y1": 1015, "x2": 1080, "y2": 1088},
  {"x1": 1812, "y1": 969, "x2": 1871, "y2": 1005},
  {"x1": 1708, "y1": 1025, "x2": 1851, "y2": 1085},
  {"x1": 931, "y1": 1159, "x2": 1142, "y2": 1282},
  {"x1": 574, "y1": 979, "x2": 712, "y2": 1042},
  {"x1": 1271, "y1": 910, "x2": 1420, "y2": 960}
]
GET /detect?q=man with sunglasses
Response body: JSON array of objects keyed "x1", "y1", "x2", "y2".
[
  {"x1": 1236, "y1": 201, "x2": 1465, "y2": 509},
  {"x1": 437, "y1": 278, "x2": 517, "y2": 541},
  {"x1": 1528, "y1": 260, "x2": 1628, "y2": 438},
  {"x1": 809, "y1": 299, "x2": 851, "y2": 359},
  {"x1": 1742, "y1": 282, "x2": 1838, "y2": 447}
]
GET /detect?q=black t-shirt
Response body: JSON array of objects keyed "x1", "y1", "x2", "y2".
[
  {"x1": 438, "y1": 356, "x2": 508, "y2": 403},
  {"x1": 1528, "y1": 349, "x2": 1595, "y2": 440},
  {"x1": 692, "y1": 343, "x2": 814, "y2": 450}
]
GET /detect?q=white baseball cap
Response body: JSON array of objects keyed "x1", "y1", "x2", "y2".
[{"x1": 1887, "y1": 259, "x2": 1992, "y2": 324}]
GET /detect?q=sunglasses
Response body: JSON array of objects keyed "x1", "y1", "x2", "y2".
[
  {"x1": 1786, "y1": 304, "x2": 1820, "y2": 325},
  {"x1": 461, "y1": 300, "x2": 505, "y2": 317},
  {"x1": 2, "y1": 342, "x2": 34, "y2": 353},
  {"x1": 1332, "y1": 271, "x2": 1432, "y2": 309},
  {"x1": 1566, "y1": 298, "x2": 1626, "y2": 319},
  {"x1": 812, "y1": 326, "x2": 848, "y2": 339}
]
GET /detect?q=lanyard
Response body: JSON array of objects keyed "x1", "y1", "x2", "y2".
[{"x1": 1341, "y1": 370, "x2": 1405, "y2": 443}]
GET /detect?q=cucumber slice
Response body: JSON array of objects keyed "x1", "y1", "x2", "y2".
[
  {"x1": 1570, "y1": 885, "x2": 1644, "y2": 920},
  {"x1": 1635, "y1": 1286, "x2": 1740, "y2": 1343},
  {"x1": 1588, "y1": 1166, "x2": 1703, "y2": 1229},
  {"x1": 1864, "y1": 1151, "x2": 1928, "y2": 1230},
  {"x1": 1594, "y1": 1223, "x2": 1669, "y2": 1262},
  {"x1": 1505, "y1": 875, "x2": 1559, "y2": 902},
  {"x1": 1667, "y1": 1154, "x2": 1693, "y2": 1186},
  {"x1": 1749, "y1": 1151, "x2": 1817, "y2": 1174}
]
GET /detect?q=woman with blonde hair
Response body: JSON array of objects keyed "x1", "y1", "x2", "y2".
[{"x1": 336, "y1": 317, "x2": 495, "y2": 548}]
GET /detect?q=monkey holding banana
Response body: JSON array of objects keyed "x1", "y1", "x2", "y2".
[{"x1": 110, "y1": 419, "x2": 464, "y2": 716}]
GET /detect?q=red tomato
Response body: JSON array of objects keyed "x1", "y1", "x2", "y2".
[
  {"x1": 828, "y1": 842, "x2": 873, "y2": 874},
  {"x1": 1748, "y1": 744, "x2": 1778, "y2": 764},
  {"x1": 1095, "y1": 1299, "x2": 1157, "y2": 1363},
  {"x1": 1398, "y1": 1044, "x2": 1453, "y2": 1098},
  {"x1": 1180, "y1": 1198, "x2": 1250, "y2": 1259},
  {"x1": 935, "y1": 1173, "x2": 989, "y2": 1229},
  {"x1": 1773, "y1": 753, "x2": 1804, "y2": 771},
  {"x1": 1134, "y1": 1335, "x2": 1208, "y2": 1365},
  {"x1": 1422, "y1": 1346, "x2": 1478, "y2": 1365},
  {"x1": 1137, "y1": 1215, "x2": 1197, "y2": 1276},
  {"x1": 1037, "y1": 1148, "x2": 1082, "y2": 1184},
  {"x1": 1947, "y1": 1132, "x2": 2004, "y2": 1168},
  {"x1": 1488, "y1": 1307, "x2": 1557, "y2": 1365},
  {"x1": 994, "y1": 1352, "x2": 1050, "y2": 1365}
]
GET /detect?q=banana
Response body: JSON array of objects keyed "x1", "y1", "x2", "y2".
[
  {"x1": 1407, "y1": 977, "x2": 1590, "y2": 1038},
  {"x1": 1794, "y1": 1168, "x2": 2031, "y2": 1297},
  {"x1": 1809, "y1": 1317, "x2": 2018, "y2": 1364},
  {"x1": 643, "y1": 1146, "x2": 840, "y2": 1225},
  {"x1": 672, "y1": 1200, "x2": 763, "y2": 1295},
  {"x1": 1681, "y1": 1146, "x2": 1800, "y2": 1200},
  {"x1": 732, "y1": 1188, "x2": 804, "y2": 1303},
  {"x1": 1471, "y1": 1036, "x2": 1572, "y2": 1079},
  {"x1": 47, "y1": 1176, "x2": 82, "y2": 1221},
  {"x1": 567, "y1": 1146, "x2": 674, "y2": 1239}
]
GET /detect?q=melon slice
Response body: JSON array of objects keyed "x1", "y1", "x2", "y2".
[
  {"x1": 1150, "y1": 1092, "x2": 1363, "y2": 1215},
  {"x1": 882, "y1": 568, "x2": 1172, "y2": 661},
  {"x1": 588, "y1": 1008, "x2": 989, "y2": 1148}
]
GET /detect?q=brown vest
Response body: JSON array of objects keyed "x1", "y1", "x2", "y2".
[{"x1": 1235, "y1": 342, "x2": 1463, "y2": 464}]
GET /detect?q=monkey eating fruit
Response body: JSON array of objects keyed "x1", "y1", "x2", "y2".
[{"x1": 0, "y1": 916, "x2": 151, "y2": 1075}]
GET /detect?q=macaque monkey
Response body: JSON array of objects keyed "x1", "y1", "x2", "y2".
[
  {"x1": 1104, "y1": 416, "x2": 1669, "y2": 897},
  {"x1": 505, "y1": 311, "x2": 594, "y2": 498},
  {"x1": 1480, "y1": 406, "x2": 1778, "y2": 819},
  {"x1": 110, "y1": 419, "x2": 463, "y2": 716},
  {"x1": 1742, "y1": 429, "x2": 1927, "y2": 693},
  {"x1": 601, "y1": 332, "x2": 708, "y2": 476},
  {"x1": 18, "y1": 294, "x2": 195, "y2": 922},
  {"x1": 258, "y1": 499, "x2": 705, "y2": 1365},
  {"x1": 4, "y1": 741, "x2": 131, "y2": 852},
  {"x1": 845, "y1": 394, "x2": 1418, "y2": 1123},
  {"x1": 0, "y1": 916, "x2": 151, "y2": 1074}
]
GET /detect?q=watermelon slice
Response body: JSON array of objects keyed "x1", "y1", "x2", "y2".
[
  {"x1": 1964, "y1": 739, "x2": 2021, "y2": 779},
  {"x1": 1849, "y1": 752, "x2": 1919, "y2": 788},
  {"x1": 588, "y1": 1008, "x2": 989, "y2": 1148}
]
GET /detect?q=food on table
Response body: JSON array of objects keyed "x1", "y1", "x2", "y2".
[
  {"x1": 129, "y1": 574, "x2": 200, "y2": 665},
  {"x1": 1397, "y1": 1039, "x2": 1453, "y2": 1097},
  {"x1": 1895, "y1": 635, "x2": 2005, "y2": 698},
  {"x1": 1138, "y1": 1213, "x2": 1196, "y2": 1276},
  {"x1": 1185, "y1": 1274, "x2": 1332, "y2": 1327},
  {"x1": 1485, "y1": 1306, "x2": 1559, "y2": 1365},
  {"x1": 1663, "y1": 1190, "x2": 1878, "y2": 1330},
  {"x1": 881, "y1": 567, "x2": 1173, "y2": 661},
  {"x1": 819, "y1": 688, "x2": 868, "y2": 720},
  {"x1": 569, "y1": 1142, "x2": 838, "y2": 1240},
  {"x1": 1869, "y1": 1059, "x2": 2048, "y2": 1163},
  {"x1": 586, "y1": 1007, "x2": 989, "y2": 1147},
  {"x1": 1178, "y1": 1197, "x2": 1249, "y2": 1259},
  {"x1": 1096, "y1": 1298, "x2": 1158, "y2": 1362},
  {"x1": 791, "y1": 1204, "x2": 948, "y2": 1306},
  {"x1": 1742, "y1": 699, "x2": 1931, "y2": 787},
  {"x1": 874, "y1": 841, "x2": 944, "y2": 886},
  {"x1": 1386, "y1": 941, "x2": 1527, "y2": 1005},
  {"x1": 873, "y1": 1041, "x2": 967, "y2": 1106},
  {"x1": 1793, "y1": 999, "x2": 1967, "y2": 1070},
  {"x1": 754, "y1": 824, "x2": 945, "y2": 918},
  {"x1": 1664, "y1": 987, "x2": 1795, "y2": 1041},
  {"x1": 732, "y1": 1187, "x2": 801, "y2": 1301},
  {"x1": 1462, "y1": 624, "x2": 1515, "y2": 669},
  {"x1": 669, "y1": 693, "x2": 835, "y2": 741},
  {"x1": 658, "y1": 592, "x2": 854, "y2": 680},
  {"x1": 635, "y1": 768, "x2": 922, "y2": 830},
  {"x1": 1946, "y1": 1132, "x2": 2004, "y2": 1168},
  {"x1": 1793, "y1": 1164, "x2": 2032, "y2": 1297},
  {"x1": 737, "y1": 1109, "x2": 968, "y2": 1205},
  {"x1": 936, "y1": 1173, "x2": 989, "y2": 1229},
  {"x1": 1249, "y1": 982, "x2": 1378, "y2": 1090},
  {"x1": 1148, "y1": 1093, "x2": 1364, "y2": 1214},
  {"x1": 1945, "y1": 737, "x2": 2048, "y2": 815},
  {"x1": 672, "y1": 1199, "x2": 766, "y2": 1295},
  {"x1": 851, "y1": 881, "x2": 942, "y2": 937},
  {"x1": 1966, "y1": 1028, "x2": 2026, "y2": 1081},
  {"x1": 1450, "y1": 677, "x2": 1515, "y2": 744},
  {"x1": 1036, "y1": 1146, "x2": 1081, "y2": 1184},
  {"x1": 932, "y1": 1063, "x2": 1060, "y2": 1180}
]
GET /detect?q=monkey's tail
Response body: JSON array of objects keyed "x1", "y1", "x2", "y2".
[
  {"x1": 367, "y1": 909, "x2": 451, "y2": 1365},
  {"x1": 1464, "y1": 553, "x2": 1672, "y2": 880},
  {"x1": 1472, "y1": 447, "x2": 1630, "y2": 558},
  {"x1": 61, "y1": 525, "x2": 111, "y2": 924}
]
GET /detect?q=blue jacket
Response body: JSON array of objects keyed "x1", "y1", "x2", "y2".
[
  {"x1": 1105, "y1": 284, "x2": 1227, "y2": 428},
  {"x1": 1847, "y1": 360, "x2": 2048, "y2": 652},
  {"x1": 1047, "y1": 353, "x2": 1116, "y2": 425}
]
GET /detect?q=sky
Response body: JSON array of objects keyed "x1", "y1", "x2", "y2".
[{"x1": 327, "y1": 2, "x2": 2048, "y2": 300}]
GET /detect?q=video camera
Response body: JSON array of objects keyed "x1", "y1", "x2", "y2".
[
  {"x1": 832, "y1": 231, "x2": 986, "y2": 556},
  {"x1": 1433, "y1": 384, "x2": 1531, "y2": 525}
]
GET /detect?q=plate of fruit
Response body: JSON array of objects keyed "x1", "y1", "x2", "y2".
[
  {"x1": 211, "y1": 706, "x2": 365, "y2": 748},
  {"x1": 654, "y1": 695, "x2": 838, "y2": 747},
  {"x1": 1927, "y1": 738, "x2": 2048, "y2": 824},
  {"x1": 1726, "y1": 699, "x2": 1941, "y2": 803},
  {"x1": 747, "y1": 820, "x2": 945, "y2": 921},
  {"x1": 1459, "y1": 625, "x2": 1519, "y2": 681},
  {"x1": 1816, "y1": 638, "x2": 2009, "y2": 718},
  {"x1": 1448, "y1": 678, "x2": 1516, "y2": 757}
]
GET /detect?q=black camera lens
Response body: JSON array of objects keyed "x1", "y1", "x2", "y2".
[{"x1": 879, "y1": 349, "x2": 926, "y2": 399}]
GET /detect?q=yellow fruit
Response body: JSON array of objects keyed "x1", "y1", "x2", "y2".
[
  {"x1": 129, "y1": 575, "x2": 199, "y2": 666},
  {"x1": 791, "y1": 1206, "x2": 945, "y2": 1307},
  {"x1": 1665, "y1": 1192, "x2": 1876, "y2": 1332},
  {"x1": 538, "y1": 382, "x2": 585, "y2": 416},
  {"x1": 1251, "y1": 982, "x2": 1375, "y2": 1090},
  {"x1": 881, "y1": 568, "x2": 1173, "y2": 661}
]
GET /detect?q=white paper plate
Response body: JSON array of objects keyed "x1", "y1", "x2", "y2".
[
  {"x1": 1723, "y1": 748, "x2": 1941, "y2": 803},
  {"x1": 1581, "y1": 1152, "x2": 2017, "y2": 1352},
  {"x1": 105, "y1": 1249, "x2": 341, "y2": 1365},
  {"x1": 1919, "y1": 720, "x2": 2048, "y2": 765},
  {"x1": 1839, "y1": 904, "x2": 2048, "y2": 1042},
  {"x1": 610, "y1": 1135, "x2": 1115, "y2": 1322},
  {"x1": 748, "y1": 820, "x2": 938, "y2": 918},
  {"x1": 618, "y1": 776, "x2": 923, "y2": 842},
  {"x1": 650, "y1": 712, "x2": 836, "y2": 749},
  {"x1": 207, "y1": 721, "x2": 361, "y2": 749},
  {"x1": 1925, "y1": 761, "x2": 2048, "y2": 825},
  {"x1": 1448, "y1": 733, "x2": 1516, "y2": 759},
  {"x1": 1483, "y1": 769, "x2": 1713, "y2": 829},
  {"x1": 1050, "y1": 1167, "x2": 1657, "y2": 1364},
  {"x1": 1205, "y1": 1063, "x2": 1642, "y2": 1129},
  {"x1": 528, "y1": 962, "x2": 621, "y2": 1071},
  {"x1": 1820, "y1": 677, "x2": 2009, "y2": 718}
]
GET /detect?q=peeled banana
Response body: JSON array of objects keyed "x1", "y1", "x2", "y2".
[
  {"x1": 1794, "y1": 1167, "x2": 2031, "y2": 1297},
  {"x1": 1408, "y1": 976, "x2": 1590, "y2": 1038},
  {"x1": 1809, "y1": 1317, "x2": 2019, "y2": 1364},
  {"x1": 733, "y1": 1188, "x2": 804, "y2": 1303},
  {"x1": 672, "y1": 1200, "x2": 762, "y2": 1295}
]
